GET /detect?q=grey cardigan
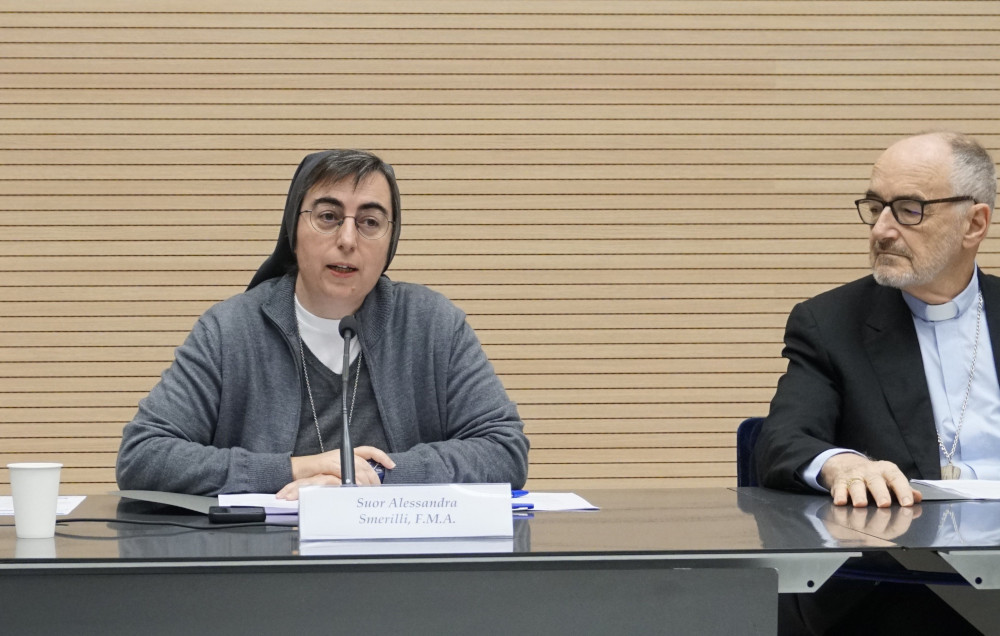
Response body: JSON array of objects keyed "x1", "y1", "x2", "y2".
[{"x1": 116, "y1": 274, "x2": 529, "y2": 495}]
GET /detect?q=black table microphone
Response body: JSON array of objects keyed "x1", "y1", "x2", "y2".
[{"x1": 337, "y1": 315, "x2": 360, "y2": 486}]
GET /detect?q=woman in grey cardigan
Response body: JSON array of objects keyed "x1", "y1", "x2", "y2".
[{"x1": 116, "y1": 150, "x2": 529, "y2": 496}]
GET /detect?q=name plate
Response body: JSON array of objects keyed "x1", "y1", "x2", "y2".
[{"x1": 298, "y1": 483, "x2": 513, "y2": 541}]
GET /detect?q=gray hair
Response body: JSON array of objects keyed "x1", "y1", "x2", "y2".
[{"x1": 941, "y1": 132, "x2": 997, "y2": 211}]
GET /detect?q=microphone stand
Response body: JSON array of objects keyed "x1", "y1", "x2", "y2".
[{"x1": 338, "y1": 316, "x2": 359, "y2": 486}]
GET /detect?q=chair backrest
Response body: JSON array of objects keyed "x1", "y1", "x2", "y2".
[{"x1": 736, "y1": 417, "x2": 765, "y2": 487}]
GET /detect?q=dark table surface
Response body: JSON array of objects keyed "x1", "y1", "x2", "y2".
[{"x1": 1, "y1": 487, "x2": 932, "y2": 564}]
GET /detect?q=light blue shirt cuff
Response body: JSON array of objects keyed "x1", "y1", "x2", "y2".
[{"x1": 801, "y1": 448, "x2": 866, "y2": 492}]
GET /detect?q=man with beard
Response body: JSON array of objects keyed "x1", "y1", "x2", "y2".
[{"x1": 755, "y1": 131, "x2": 996, "y2": 634}]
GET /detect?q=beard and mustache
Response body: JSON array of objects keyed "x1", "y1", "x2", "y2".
[{"x1": 870, "y1": 227, "x2": 962, "y2": 290}]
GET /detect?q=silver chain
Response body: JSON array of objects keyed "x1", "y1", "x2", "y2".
[
  {"x1": 936, "y1": 290, "x2": 982, "y2": 468},
  {"x1": 938, "y1": 505, "x2": 966, "y2": 545},
  {"x1": 298, "y1": 335, "x2": 362, "y2": 454}
]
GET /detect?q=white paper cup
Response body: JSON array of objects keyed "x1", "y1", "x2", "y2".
[{"x1": 7, "y1": 462, "x2": 62, "y2": 539}]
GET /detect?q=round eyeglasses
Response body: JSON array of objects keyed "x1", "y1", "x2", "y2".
[
  {"x1": 300, "y1": 207, "x2": 392, "y2": 240},
  {"x1": 855, "y1": 196, "x2": 975, "y2": 226}
]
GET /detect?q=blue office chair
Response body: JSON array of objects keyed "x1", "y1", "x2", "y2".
[{"x1": 736, "y1": 416, "x2": 764, "y2": 487}]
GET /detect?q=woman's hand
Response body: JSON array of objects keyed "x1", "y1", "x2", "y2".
[{"x1": 279, "y1": 446, "x2": 395, "y2": 500}]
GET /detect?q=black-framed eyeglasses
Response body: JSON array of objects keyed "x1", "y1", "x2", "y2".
[
  {"x1": 855, "y1": 196, "x2": 976, "y2": 226},
  {"x1": 299, "y1": 207, "x2": 393, "y2": 240}
]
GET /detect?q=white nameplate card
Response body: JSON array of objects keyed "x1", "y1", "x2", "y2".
[{"x1": 298, "y1": 483, "x2": 513, "y2": 541}]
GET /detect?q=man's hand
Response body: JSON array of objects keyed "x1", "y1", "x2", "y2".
[
  {"x1": 819, "y1": 453, "x2": 922, "y2": 508},
  {"x1": 279, "y1": 446, "x2": 396, "y2": 499}
]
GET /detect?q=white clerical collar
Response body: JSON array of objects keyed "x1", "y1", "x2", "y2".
[{"x1": 902, "y1": 267, "x2": 980, "y2": 323}]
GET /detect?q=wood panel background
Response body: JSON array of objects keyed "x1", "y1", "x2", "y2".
[{"x1": 2, "y1": 1, "x2": 1000, "y2": 494}]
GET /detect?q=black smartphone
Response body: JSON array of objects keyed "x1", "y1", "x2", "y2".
[{"x1": 208, "y1": 506, "x2": 266, "y2": 524}]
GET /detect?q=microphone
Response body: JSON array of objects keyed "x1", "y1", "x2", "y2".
[{"x1": 337, "y1": 315, "x2": 360, "y2": 486}]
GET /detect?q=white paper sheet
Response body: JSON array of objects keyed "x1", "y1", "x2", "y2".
[
  {"x1": 219, "y1": 491, "x2": 599, "y2": 513},
  {"x1": 911, "y1": 479, "x2": 1000, "y2": 500},
  {"x1": 0, "y1": 495, "x2": 86, "y2": 516},
  {"x1": 515, "y1": 492, "x2": 598, "y2": 511},
  {"x1": 217, "y1": 493, "x2": 298, "y2": 514}
]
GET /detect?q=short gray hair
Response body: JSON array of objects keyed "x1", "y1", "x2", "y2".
[{"x1": 942, "y1": 132, "x2": 997, "y2": 211}]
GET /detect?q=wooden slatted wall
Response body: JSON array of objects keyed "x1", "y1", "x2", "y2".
[{"x1": 2, "y1": 1, "x2": 1000, "y2": 494}]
